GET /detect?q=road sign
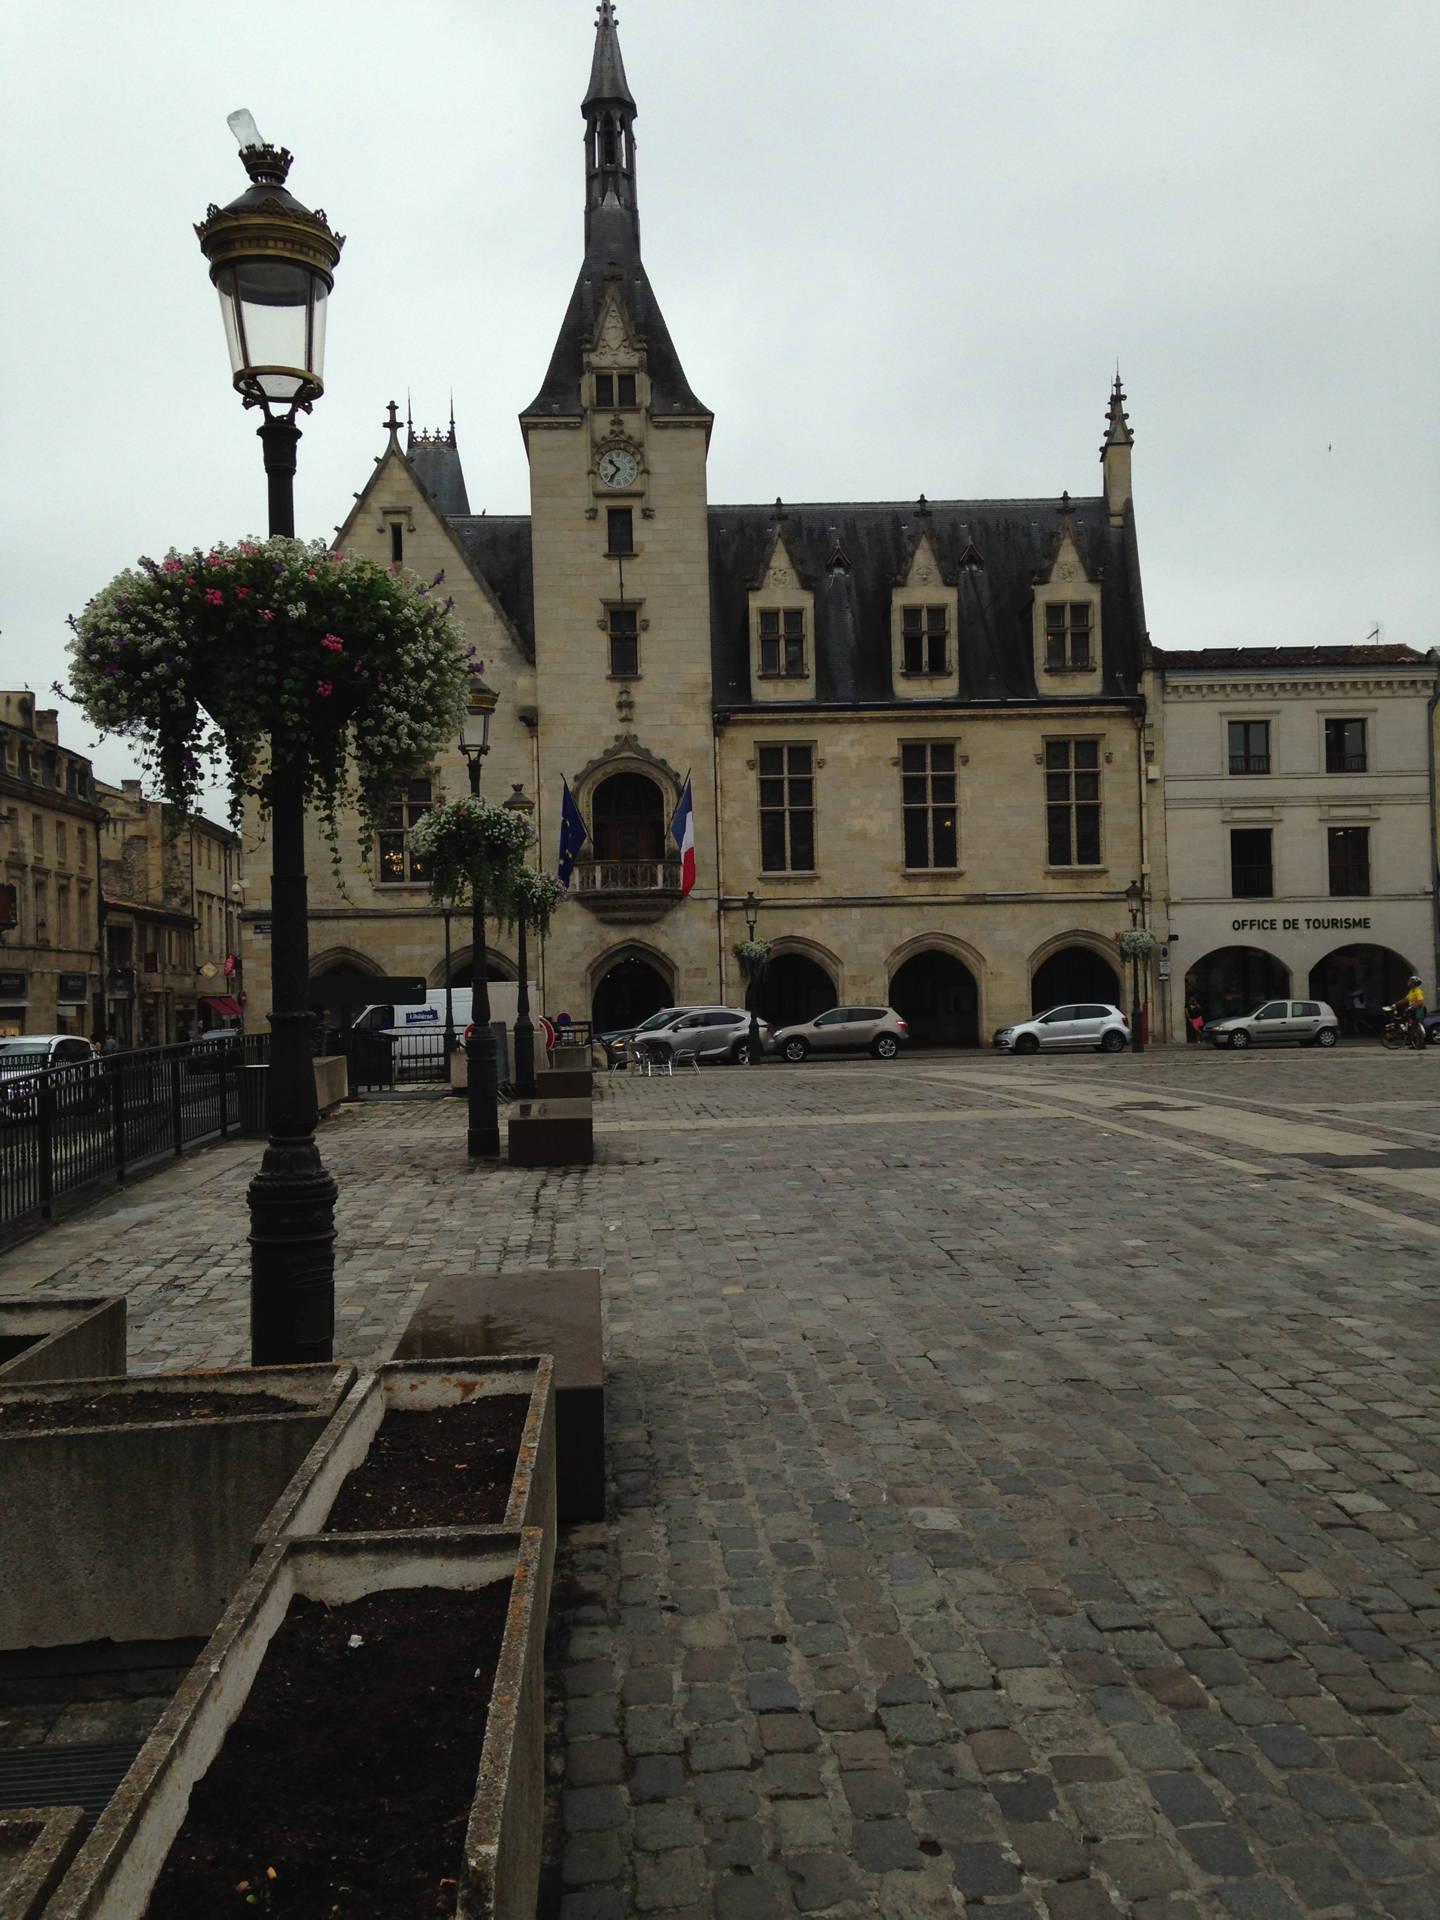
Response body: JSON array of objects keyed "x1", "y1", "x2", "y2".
[{"x1": 307, "y1": 971, "x2": 427, "y2": 1008}]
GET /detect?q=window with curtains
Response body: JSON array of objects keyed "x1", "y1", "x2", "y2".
[{"x1": 377, "y1": 778, "x2": 434, "y2": 884}]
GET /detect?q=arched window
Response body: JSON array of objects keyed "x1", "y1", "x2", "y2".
[{"x1": 591, "y1": 773, "x2": 665, "y2": 862}]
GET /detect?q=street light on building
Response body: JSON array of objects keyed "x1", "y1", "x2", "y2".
[
  {"x1": 1125, "y1": 876, "x2": 1146, "y2": 1057},
  {"x1": 196, "y1": 112, "x2": 343, "y2": 1365},
  {"x1": 743, "y1": 888, "x2": 763, "y2": 1066},
  {"x1": 458, "y1": 669, "x2": 499, "y2": 1156},
  {"x1": 503, "y1": 784, "x2": 538, "y2": 1099}
]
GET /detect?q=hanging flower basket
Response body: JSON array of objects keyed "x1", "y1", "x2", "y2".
[
  {"x1": 734, "y1": 939, "x2": 772, "y2": 982},
  {"x1": 408, "y1": 798, "x2": 533, "y2": 919},
  {"x1": 65, "y1": 537, "x2": 473, "y2": 852},
  {"x1": 1117, "y1": 928, "x2": 1159, "y2": 961},
  {"x1": 494, "y1": 866, "x2": 565, "y2": 937}
]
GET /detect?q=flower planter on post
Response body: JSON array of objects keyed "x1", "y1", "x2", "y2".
[
  {"x1": 65, "y1": 533, "x2": 472, "y2": 1361},
  {"x1": 0, "y1": 1805, "x2": 86, "y2": 1919},
  {"x1": 0, "y1": 1365, "x2": 354, "y2": 1650},
  {"x1": 735, "y1": 935, "x2": 771, "y2": 1065},
  {"x1": 0, "y1": 1296, "x2": 125, "y2": 1386},
  {"x1": 49, "y1": 1528, "x2": 549, "y2": 1920},
  {"x1": 256, "y1": 1356, "x2": 556, "y2": 1609}
]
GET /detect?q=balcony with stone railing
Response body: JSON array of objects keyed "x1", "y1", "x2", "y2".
[{"x1": 571, "y1": 857, "x2": 683, "y2": 925}]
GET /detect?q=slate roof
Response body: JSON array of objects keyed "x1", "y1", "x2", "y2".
[
  {"x1": 407, "y1": 432, "x2": 470, "y2": 516},
  {"x1": 708, "y1": 498, "x2": 1148, "y2": 707},
  {"x1": 523, "y1": 192, "x2": 709, "y2": 422},
  {"x1": 1155, "y1": 645, "x2": 1430, "y2": 670},
  {"x1": 448, "y1": 516, "x2": 535, "y2": 663}
]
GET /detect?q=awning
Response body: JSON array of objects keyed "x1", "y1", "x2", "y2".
[{"x1": 201, "y1": 995, "x2": 242, "y2": 1017}]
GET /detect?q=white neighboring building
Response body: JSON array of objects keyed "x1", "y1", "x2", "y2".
[{"x1": 1156, "y1": 645, "x2": 1440, "y2": 1028}]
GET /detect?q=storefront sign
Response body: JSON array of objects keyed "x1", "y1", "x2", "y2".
[
  {"x1": 58, "y1": 972, "x2": 89, "y2": 1001},
  {"x1": 1231, "y1": 916, "x2": 1371, "y2": 934},
  {"x1": 0, "y1": 970, "x2": 27, "y2": 999}
]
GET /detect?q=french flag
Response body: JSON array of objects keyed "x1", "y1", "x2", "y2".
[{"x1": 670, "y1": 775, "x2": 696, "y2": 897}]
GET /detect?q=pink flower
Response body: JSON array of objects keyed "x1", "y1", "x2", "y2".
[
  {"x1": 204, "y1": 589, "x2": 224, "y2": 605},
  {"x1": 162, "y1": 558, "x2": 182, "y2": 573},
  {"x1": 259, "y1": 609, "x2": 275, "y2": 622},
  {"x1": 321, "y1": 633, "x2": 343, "y2": 652},
  {"x1": 235, "y1": 587, "x2": 251, "y2": 599},
  {"x1": 316, "y1": 679, "x2": 334, "y2": 697}
]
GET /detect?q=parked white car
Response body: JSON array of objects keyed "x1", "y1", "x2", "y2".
[
  {"x1": 631, "y1": 1007, "x2": 773, "y2": 1066},
  {"x1": 1204, "y1": 999, "x2": 1339, "y2": 1049},
  {"x1": 993, "y1": 1003, "x2": 1130, "y2": 1055}
]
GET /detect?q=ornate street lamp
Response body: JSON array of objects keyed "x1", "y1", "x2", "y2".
[
  {"x1": 503, "y1": 784, "x2": 538, "y2": 1099},
  {"x1": 458, "y1": 668, "x2": 499, "y2": 1156},
  {"x1": 441, "y1": 899, "x2": 457, "y2": 1054},
  {"x1": 196, "y1": 112, "x2": 343, "y2": 1366},
  {"x1": 743, "y1": 889, "x2": 763, "y2": 1066},
  {"x1": 1125, "y1": 876, "x2": 1146, "y2": 1057}
]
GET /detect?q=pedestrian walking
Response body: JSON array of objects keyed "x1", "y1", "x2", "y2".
[{"x1": 1185, "y1": 998, "x2": 1205, "y2": 1045}]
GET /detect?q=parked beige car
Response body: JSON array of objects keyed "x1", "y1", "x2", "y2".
[{"x1": 773, "y1": 1006, "x2": 909, "y2": 1062}]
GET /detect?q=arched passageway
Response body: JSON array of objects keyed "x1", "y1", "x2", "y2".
[
  {"x1": 1184, "y1": 947, "x2": 1289, "y2": 1022},
  {"x1": 888, "y1": 949, "x2": 979, "y2": 1048},
  {"x1": 447, "y1": 953, "x2": 517, "y2": 987},
  {"x1": 592, "y1": 954, "x2": 673, "y2": 1033},
  {"x1": 756, "y1": 953, "x2": 837, "y2": 1028},
  {"x1": 1031, "y1": 946, "x2": 1121, "y2": 1015},
  {"x1": 1309, "y1": 944, "x2": 1418, "y2": 1031},
  {"x1": 591, "y1": 772, "x2": 666, "y2": 862}
]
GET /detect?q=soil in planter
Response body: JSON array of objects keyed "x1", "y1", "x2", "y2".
[
  {"x1": 0, "y1": 1389, "x2": 301, "y2": 1431},
  {"x1": 324, "y1": 1396, "x2": 529, "y2": 1531},
  {"x1": 146, "y1": 1581, "x2": 512, "y2": 1919}
]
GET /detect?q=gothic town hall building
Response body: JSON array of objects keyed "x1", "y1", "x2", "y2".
[{"x1": 242, "y1": 5, "x2": 1165, "y2": 1047}]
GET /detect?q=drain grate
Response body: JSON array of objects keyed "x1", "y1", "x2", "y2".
[{"x1": 0, "y1": 1740, "x2": 143, "y2": 1828}]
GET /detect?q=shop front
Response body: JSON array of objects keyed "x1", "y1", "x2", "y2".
[
  {"x1": 1173, "y1": 903, "x2": 1434, "y2": 1034},
  {"x1": 0, "y1": 969, "x2": 27, "y2": 1037}
]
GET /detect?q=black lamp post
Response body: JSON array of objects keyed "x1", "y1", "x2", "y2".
[
  {"x1": 1125, "y1": 876, "x2": 1146, "y2": 1057},
  {"x1": 197, "y1": 113, "x2": 343, "y2": 1366},
  {"x1": 458, "y1": 669, "x2": 499, "y2": 1156},
  {"x1": 503, "y1": 784, "x2": 538, "y2": 1100},
  {"x1": 441, "y1": 901, "x2": 457, "y2": 1054},
  {"x1": 743, "y1": 888, "x2": 763, "y2": 1066}
]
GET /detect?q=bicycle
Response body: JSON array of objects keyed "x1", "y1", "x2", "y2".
[{"x1": 1380, "y1": 1004, "x2": 1428, "y2": 1051}]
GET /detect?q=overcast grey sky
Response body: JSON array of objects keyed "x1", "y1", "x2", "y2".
[{"x1": 5, "y1": 0, "x2": 1437, "y2": 798}]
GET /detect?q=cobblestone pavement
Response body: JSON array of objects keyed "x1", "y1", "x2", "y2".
[{"x1": 5, "y1": 1050, "x2": 1440, "y2": 1915}]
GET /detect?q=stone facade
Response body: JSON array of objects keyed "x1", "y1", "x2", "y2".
[
  {"x1": 239, "y1": 6, "x2": 1167, "y2": 1044},
  {"x1": 0, "y1": 692, "x2": 106, "y2": 1037},
  {"x1": 1158, "y1": 646, "x2": 1440, "y2": 1031},
  {"x1": 96, "y1": 779, "x2": 242, "y2": 1047}
]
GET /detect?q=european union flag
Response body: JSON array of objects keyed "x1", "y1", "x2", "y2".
[{"x1": 558, "y1": 777, "x2": 589, "y2": 888}]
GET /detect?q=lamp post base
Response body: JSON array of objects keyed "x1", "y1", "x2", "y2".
[{"x1": 248, "y1": 1142, "x2": 338, "y2": 1364}]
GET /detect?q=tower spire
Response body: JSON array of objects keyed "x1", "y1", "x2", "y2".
[
  {"x1": 1101, "y1": 369, "x2": 1134, "y2": 526},
  {"x1": 584, "y1": 1, "x2": 639, "y2": 248}
]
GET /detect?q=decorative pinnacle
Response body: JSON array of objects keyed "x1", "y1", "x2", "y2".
[
  {"x1": 384, "y1": 400, "x2": 402, "y2": 449},
  {"x1": 1103, "y1": 370, "x2": 1134, "y2": 451}
]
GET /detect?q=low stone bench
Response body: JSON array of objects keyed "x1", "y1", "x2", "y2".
[
  {"x1": 535, "y1": 1065, "x2": 593, "y2": 1100},
  {"x1": 394, "y1": 1269, "x2": 605, "y2": 1521},
  {"x1": 508, "y1": 1097, "x2": 593, "y2": 1168}
]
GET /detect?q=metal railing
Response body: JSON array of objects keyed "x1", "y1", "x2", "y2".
[
  {"x1": 0, "y1": 1035, "x2": 267, "y2": 1245},
  {"x1": 1228, "y1": 755, "x2": 1271, "y2": 776},
  {"x1": 1325, "y1": 752, "x2": 1368, "y2": 774},
  {"x1": 571, "y1": 858, "x2": 683, "y2": 896},
  {"x1": 1231, "y1": 865, "x2": 1274, "y2": 898}
]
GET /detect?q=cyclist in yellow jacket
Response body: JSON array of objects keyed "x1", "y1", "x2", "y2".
[{"x1": 1400, "y1": 975, "x2": 1426, "y2": 1035}]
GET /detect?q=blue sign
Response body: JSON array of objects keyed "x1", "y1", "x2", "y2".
[{"x1": 404, "y1": 1007, "x2": 439, "y2": 1024}]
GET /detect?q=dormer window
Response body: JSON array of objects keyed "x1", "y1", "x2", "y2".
[
  {"x1": 902, "y1": 607, "x2": 948, "y2": 675},
  {"x1": 1045, "y1": 603, "x2": 1092, "y2": 672},
  {"x1": 759, "y1": 609, "x2": 806, "y2": 678},
  {"x1": 594, "y1": 372, "x2": 637, "y2": 409}
]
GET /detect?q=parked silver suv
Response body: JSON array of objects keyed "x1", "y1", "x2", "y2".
[
  {"x1": 774, "y1": 1006, "x2": 908, "y2": 1062},
  {"x1": 994, "y1": 1003, "x2": 1130, "y2": 1055},
  {"x1": 634, "y1": 1007, "x2": 774, "y2": 1066}
]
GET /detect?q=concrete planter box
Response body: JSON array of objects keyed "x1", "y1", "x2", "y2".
[
  {"x1": 507, "y1": 1097, "x2": 593, "y2": 1167},
  {"x1": 257, "y1": 1357, "x2": 556, "y2": 1608},
  {"x1": 0, "y1": 1805, "x2": 85, "y2": 1918},
  {"x1": 395, "y1": 1271, "x2": 605, "y2": 1522},
  {"x1": 0, "y1": 1296, "x2": 126, "y2": 1385},
  {"x1": 240, "y1": 1056, "x2": 349, "y2": 1132},
  {"x1": 50, "y1": 1527, "x2": 548, "y2": 1920},
  {"x1": 535, "y1": 1064, "x2": 592, "y2": 1099},
  {"x1": 549, "y1": 1042, "x2": 591, "y2": 1073},
  {"x1": 0, "y1": 1365, "x2": 354, "y2": 1651}
]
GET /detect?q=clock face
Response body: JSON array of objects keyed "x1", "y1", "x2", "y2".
[{"x1": 597, "y1": 448, "x2": 638, "y2": 490}]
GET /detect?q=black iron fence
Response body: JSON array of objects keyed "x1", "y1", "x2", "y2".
[{"x1": 0, "y1": 1035, "x2": 269, "y2": 1245}]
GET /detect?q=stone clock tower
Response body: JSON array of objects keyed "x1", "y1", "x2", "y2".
[{"x1": 521, "y1": 2, "x2": 719, "y2": 1025}]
